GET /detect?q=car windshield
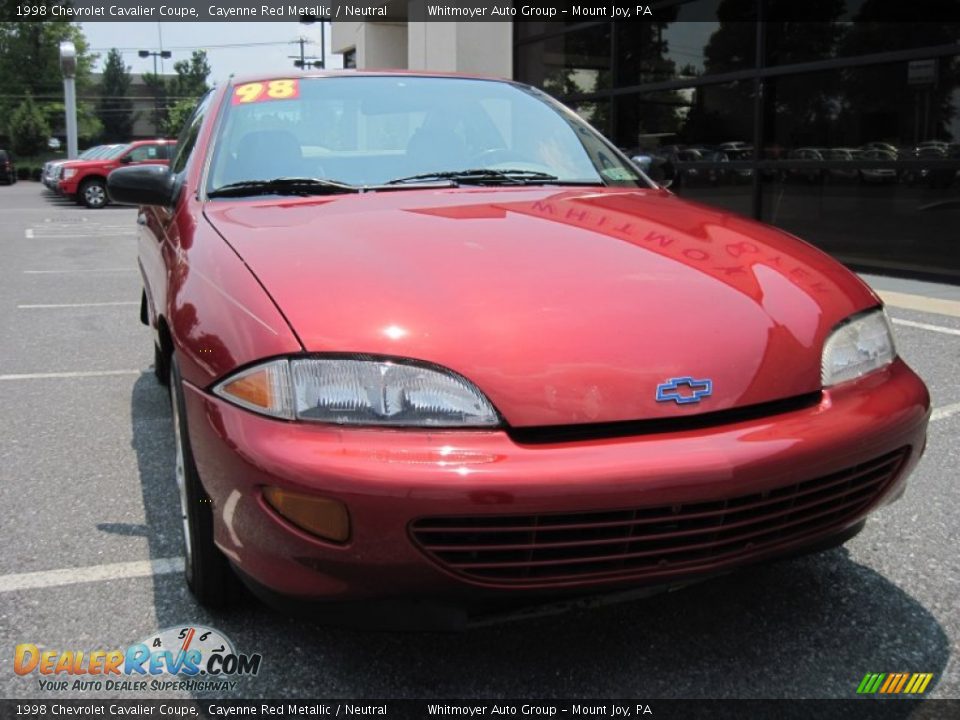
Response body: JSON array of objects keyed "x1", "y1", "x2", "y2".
[
  {"x1": 105, "y1": 144, "x2": 131, "y2": 160},
  {"x1": 79, "y1": 146, "x2": 106, "y2": 159},
  {"x1": 207, "y1": 76, "x2": 647, "y2": 193}
]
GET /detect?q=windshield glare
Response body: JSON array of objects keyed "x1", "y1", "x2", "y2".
[{"x1": 208, "y1": 76, "x2": 646, "y2": 192}]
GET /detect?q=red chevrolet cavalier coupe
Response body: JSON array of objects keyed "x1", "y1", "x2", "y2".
[{"x1": 108, "y1": 73, "x2": 929, "y2": 623}]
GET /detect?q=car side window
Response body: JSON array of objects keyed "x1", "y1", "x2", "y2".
[
  {"x1": 127, "y1": 145, "x2": 159, "y2": 162},
  {"x1": 171, "y1": 91, "x2": 214, "y2": 175}
]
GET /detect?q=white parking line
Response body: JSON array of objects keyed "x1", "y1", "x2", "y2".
[
  {"x1": 17, "y1": 301, "x2": 139, "y2": 309},
  {"x1": 0, "y1": 557, "x2": 183, "y2": 594},
  {"x1": 879, "y1": 290, "x2": 960, "y2": 319},
  {"x1": 0, "y1": 370, "x2": 141, "y2": 381},
  {"x1": 931, "y1": 402, "x2": 960, "y2": 423},
  {"x1": 24, "y1": 228, "x2": 33, "y2": 238},
  {"x1": 23, "y1": 268, "x2": 134, "y2": 275},
  {"x1": 891, "y1": 318, "x2": 960, "y2": 338}
]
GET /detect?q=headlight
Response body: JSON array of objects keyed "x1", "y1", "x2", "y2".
[
  {"x1": 821, "y1": 309, "x2": 896, "y2": 386},
  {"x1": 63, "y1": 168, "x2": 76, "y2": 179},
  {"x1": 213, "y1": 357, "x2": 500, "y2": 428}
]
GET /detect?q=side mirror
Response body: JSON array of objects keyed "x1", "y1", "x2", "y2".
[
  {"x1": 118, "y1": 155, "x2": 132, "y2": 163},
  {"x1": 108, "y1": 165, "x2": 176, "y2": 207}
]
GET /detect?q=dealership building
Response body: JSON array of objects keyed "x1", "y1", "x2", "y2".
[{"x1": 332, "y1": 4, "x2": 960, "y2": 280}]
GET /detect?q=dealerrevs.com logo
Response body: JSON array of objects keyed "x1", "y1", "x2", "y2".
[{"x1": 15, "y1": 625, "x2": 262, "y2": 693}]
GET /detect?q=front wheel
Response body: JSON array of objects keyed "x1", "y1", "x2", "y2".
[
  {"x1": 170, "y1": 356, "x2": 234, "y2": 608},
  {"x1": 79, "y1": 178, "x2": 108, "y2": 208}
]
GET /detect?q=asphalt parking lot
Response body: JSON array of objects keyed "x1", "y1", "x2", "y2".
[{"x1": 0, "y1": 180, "x2": 957, "y2": 701}]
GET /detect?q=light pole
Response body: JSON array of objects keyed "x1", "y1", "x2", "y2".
[
  {"x1": 139, "y1": 49, "x2": 172, "y2": 135},
  {"x1": 59, "y1": 41, "x2": 78, "y2": 159},
  {"x1": 138, "y1": 48, "x2": 172, "y2": 75}
]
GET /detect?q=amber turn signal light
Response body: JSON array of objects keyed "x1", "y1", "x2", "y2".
[{"x1": 263, "y1": 487, "x2": 350, "y2": 543}]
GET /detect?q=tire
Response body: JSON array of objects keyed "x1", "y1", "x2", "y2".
[
  {"x1": 154, "y1": 342, "x2": 170, "y2": 387},
  {"x1": 79, "y1": 178, "x2": 108, "y2": 208},
  {"x1": 170, "y1": 355, "x2": 234, "y2": 608}
]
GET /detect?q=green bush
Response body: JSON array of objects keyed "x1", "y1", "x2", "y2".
[
  {"x1": 30, "y1": 167, "x2": 42, "y2": 181},
  {"x1": 8, "y1": 96, "x2": 51, "y2": 157},
  {"x1": 16, "y1": 166, "x2": 29, "y2": 181}
]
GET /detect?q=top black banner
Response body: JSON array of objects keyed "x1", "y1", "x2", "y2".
[{"x1": 5, "y1": 0, "x2": 960, "y2": 22}]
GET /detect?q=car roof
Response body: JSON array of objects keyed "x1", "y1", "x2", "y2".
[{"x1": 227, "y1": 69, "x2": 512, "y2": 86}]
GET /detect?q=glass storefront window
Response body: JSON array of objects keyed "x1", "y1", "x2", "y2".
[
  {"x1": 516, "y1": 25, "x2": 612, "y2": 97},
  {"x1": 762, "y1": 57, "x2": 959, "y2": 154},
  {"x1": 766, "y1": 21, "x2": 960, "y2": 66},
  {"x1": 614, "y1": 82, "x2": 754, "y2": 151},
  {"x1": 760, "y1": 55, "x2": 960, "y2": 276},
  {"x1": 514, "y1": 15, "x2": 960, "y2": 278}
]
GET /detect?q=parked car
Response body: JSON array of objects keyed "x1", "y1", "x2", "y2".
[
  {"x1": 723, "y1": 147, "x2": 754, "y2": 184},
  {"x1": 824, "y1": 148, "x2": 859, "y2": 183},
  {"x1": 43, "y1": 145, "x2": 119, "y2": 189},
  {"x1": 902, "y1": 146, "x2": 954, "y2": 188},
  {"x1": 717, "y1": 140, "x2": 751, "y2": 153},
  {"x1": 109, "y1": 72, "x2": 929, "y2": 622},
  {"x1": 672, "y1": 148, "x2": 728, "y2": 187},
  {"x1": 0, "y1": 148, "x2": 16, "y2": 185},
  {"x1": 859, "y1": 142, "x2": 899, "y2": 157},
  {"x1": 858, "y1": 149, "x2": 898, "y2": 184},
  {"x1": 786, "y1": 147, "x2": 826, "y2": 183},
  {"x1": 58, "y1": 139, "x2": 175, "y2": 208}
]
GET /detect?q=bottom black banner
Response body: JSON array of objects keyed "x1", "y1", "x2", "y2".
[{"x1": 3, "y1": 699, "x2": 959, "y2": 720}]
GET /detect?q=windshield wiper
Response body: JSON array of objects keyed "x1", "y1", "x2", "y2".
[
  {"x1": 208, "y1": 177, "x2": 360, "y2": 198},
  {"x1": 387, "y1": 169, "x2": 571, "y2": 186}
]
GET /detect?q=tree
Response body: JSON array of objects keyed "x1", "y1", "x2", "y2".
[
  {"x1": 142, "y1": 50, "x2": 210, "y2": 136},
  {"x1": 141, "y1": 72, "x2": 169, "y2": 136},
  {"x1": 98, "y1": 48, "x2": 135, "y2": 142},
  {"x1": 0, "y1": 18, "x2": 96, "y2": 142},
  {"x1": 8, "y1": 94, "x2": 51, "y2": 156},
  {"x1": 171, "y1": 50, "x2": 211, "y2": 98},
  {"x1": 163, "y1": 98, "x2": 199, "y2": 137}
]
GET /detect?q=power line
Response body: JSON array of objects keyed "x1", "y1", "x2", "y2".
[{"x1": 88, "y1": 40, "x2": 309, "y2": 52}]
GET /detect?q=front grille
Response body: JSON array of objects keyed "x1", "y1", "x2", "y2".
[{"x1": 410, "y1": 448, "x2": 908, "y2": 585}]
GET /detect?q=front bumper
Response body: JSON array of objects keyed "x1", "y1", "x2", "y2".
[
  {"x1": 182, "y1": 358, "x2": 928, "y2": 605},
  {"x1": 57, "y1": 178, "x2": 78, "y2": 195}
]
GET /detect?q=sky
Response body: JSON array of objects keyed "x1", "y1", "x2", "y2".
[{"x1": 79, "y1": 21, "x2": 341, "y2": 81}]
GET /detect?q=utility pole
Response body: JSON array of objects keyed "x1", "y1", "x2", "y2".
[
  {"x1": 296, "y1": 16, "x2": 326, "y2": 69},
  {"x1": 289, "y1": 36, "x2": 323, "y2": 70}
]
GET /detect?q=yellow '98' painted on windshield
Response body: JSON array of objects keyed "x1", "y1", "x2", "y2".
[{"x1": 231, "y1": 79, "x2": 300, "y2": 105}]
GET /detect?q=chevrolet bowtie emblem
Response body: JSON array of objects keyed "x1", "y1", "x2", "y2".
[{"x1": 656, "y1": 377, "x2": 713, "y2": 405}]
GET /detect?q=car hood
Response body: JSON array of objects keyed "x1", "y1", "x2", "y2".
[
  {"x1": 204, "y1": 187, "x2": 878, "y2": 428},
  {"x1": 61, "y1": 159, "x2": 112, "y2": 170}
]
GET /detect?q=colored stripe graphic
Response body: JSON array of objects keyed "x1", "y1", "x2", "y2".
[
  {"x1": 856, "y1": 674, "x2": 874, "y2": 694},
  {"x1": 880, "y1": 674, "x2": 897, "y2": 693},
  {"x1": 858, "y1": 672, "x2": 933, "y2": 694},
  {"x1": 893, "y1": 674, "x2": 909, "y2": 693}
]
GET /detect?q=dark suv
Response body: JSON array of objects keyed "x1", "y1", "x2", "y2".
[{"x1": 0, "y1": 149, "x2": 16, "y2": 185}]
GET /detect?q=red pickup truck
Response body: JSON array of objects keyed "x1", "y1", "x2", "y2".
[{"x1": 59, "y1": 139, "x2": 176, "y2": 208}]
